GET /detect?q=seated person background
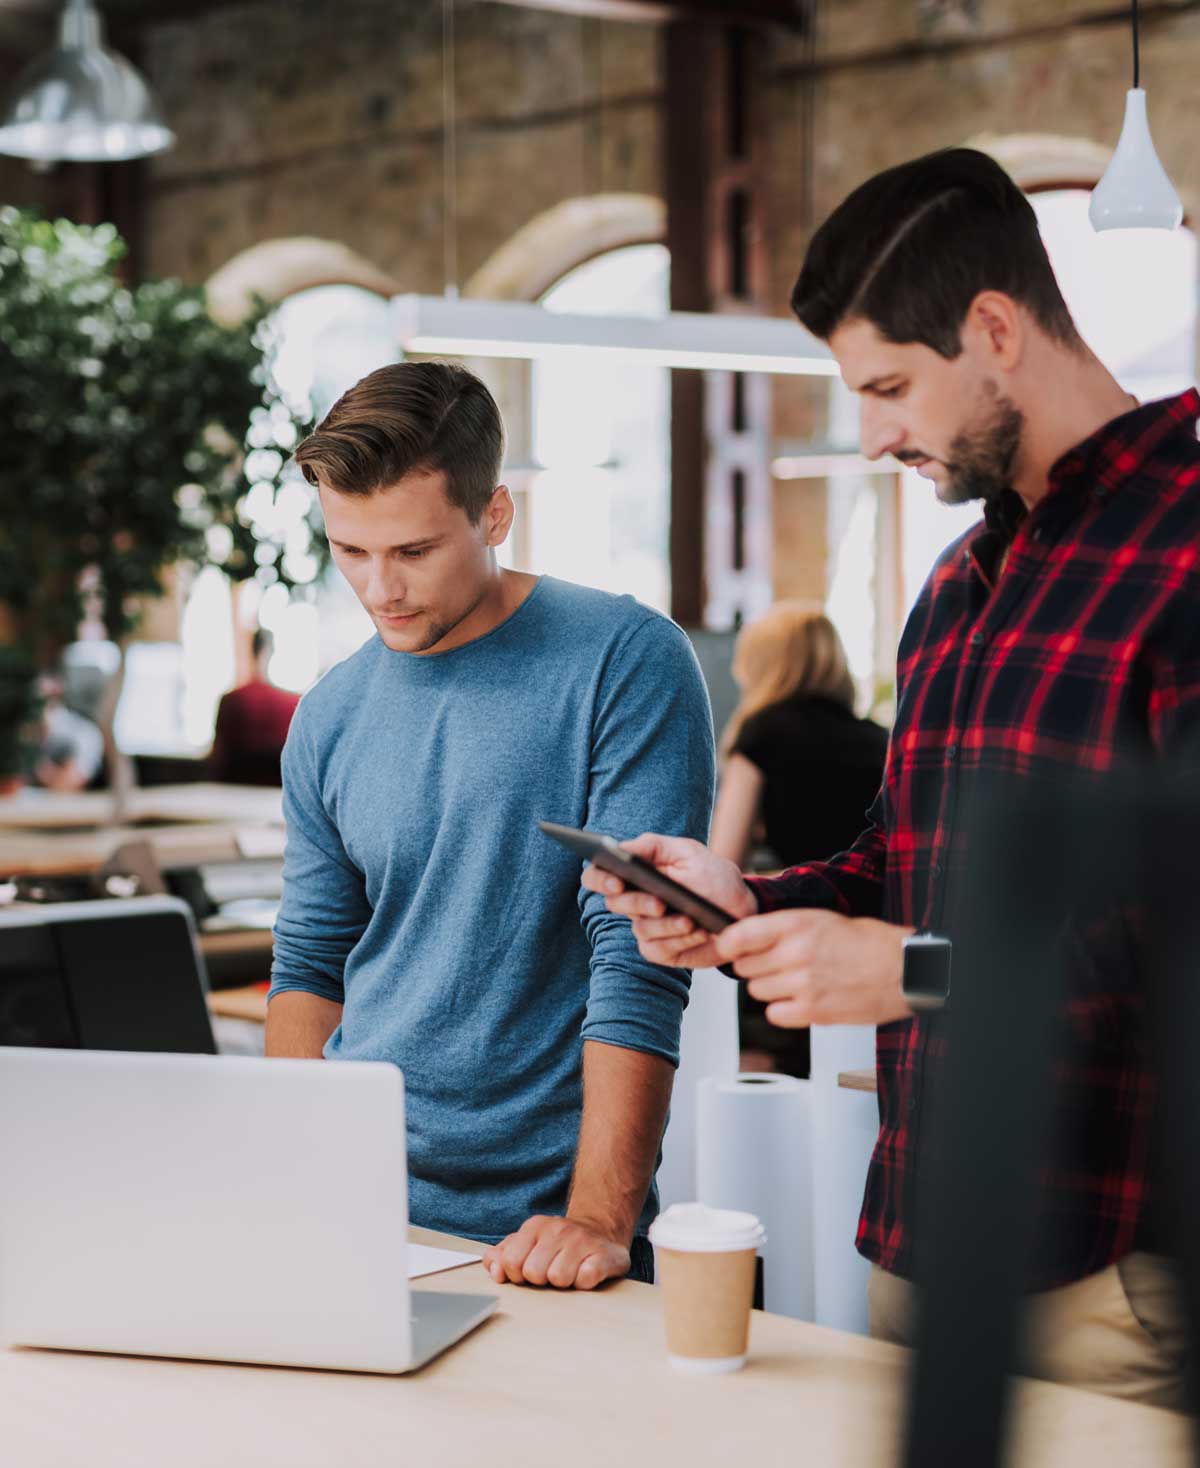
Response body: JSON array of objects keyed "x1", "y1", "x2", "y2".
[
  {"x1": 710, "y1": 604, "x2": 888, "y2": 1076},
  {"x1": 206, "y1": 629, "x2": 300, "y2": 787},
  {"x1": 29, "y1": 675, "x2": 105, "y2": 792}
]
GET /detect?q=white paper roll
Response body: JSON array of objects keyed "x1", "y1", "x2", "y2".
[
  {"x1": 696, "y1": 1073, "x2": 814, "y2": 1321},
  {"x1": 656, "y1": 967, "x2": 739, "y2": 1213},
  {"x1": 809, "y1": 1026, "x2": 877, "y2": 1334}
]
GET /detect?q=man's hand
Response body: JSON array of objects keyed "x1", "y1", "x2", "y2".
[
  {"x1": 713, "y1": 909, "x2": 915, "y2": 1027},
  {"x1": 482, "y1": 1215, "x2": 630, "y2": 1290},
  {"x1": 579, "y1": 833, "x2": 757, "y2": 970}
]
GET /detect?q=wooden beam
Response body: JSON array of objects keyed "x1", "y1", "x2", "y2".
[
  {"x1": 665, "y1": 22, "x2": 775, "y2": 629},
  {"x1": 490, "y1": 0, "x2": 806, "y2": 28}
]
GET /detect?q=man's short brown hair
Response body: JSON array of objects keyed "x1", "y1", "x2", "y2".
[{"x1": 294, "y1": 360, "x2": 506, "y2": 523}]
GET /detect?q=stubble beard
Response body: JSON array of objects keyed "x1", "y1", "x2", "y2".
[{"x1": 937, "y1": 382, "x2": 1024, "y2": 508}]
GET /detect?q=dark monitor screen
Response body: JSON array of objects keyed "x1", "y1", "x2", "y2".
[
  {"x1": 0, "y1": 898, "x2": 216, "y2": 1055},
  {"x1": 0, "y1": 920, "x2": 77, "y2": 1049}
]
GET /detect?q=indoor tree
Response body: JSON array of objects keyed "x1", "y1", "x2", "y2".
[{"x1": 0, "y1": 207, "x2": 325, "y2": 796}]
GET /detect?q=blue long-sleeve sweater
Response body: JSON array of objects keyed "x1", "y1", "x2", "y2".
[{"x1": 269, "y1": 577, "x2": 715, "y2": 1241}]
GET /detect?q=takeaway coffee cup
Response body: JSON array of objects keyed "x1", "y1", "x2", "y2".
[{"x1": 648, "y1": 1202, "x2": 765, "y2": 1374}]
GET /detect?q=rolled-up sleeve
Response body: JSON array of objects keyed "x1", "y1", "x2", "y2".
[
  {"x1": 578, "y1": 618, "x2": 716, "y2": 1066},
  {"x1": 268, "y1": 706, "x2": 372, "y2": 1006}
]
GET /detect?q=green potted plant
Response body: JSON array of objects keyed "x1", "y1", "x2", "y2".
[{"x1": 0, "y1": 207, "x2": 324, "y2": 805}]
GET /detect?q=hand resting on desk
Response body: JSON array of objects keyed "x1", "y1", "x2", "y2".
[{"x1": 482, "y1": 1215, "x2": 630, "y2": 1290}]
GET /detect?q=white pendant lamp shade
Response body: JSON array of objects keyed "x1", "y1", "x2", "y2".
[
  {"x1": 0, "y1": 0, "x2": 174, "y2": 163},
  {"x1": 1089, "y1": 88, "x2": 1182, "y2": 232}
]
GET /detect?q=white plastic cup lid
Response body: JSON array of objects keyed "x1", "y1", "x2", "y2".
[{"x1": 648, "y1": 1201, "x2": 766, "y2": 1253}]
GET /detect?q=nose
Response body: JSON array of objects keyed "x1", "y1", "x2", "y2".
[
  {"x1": 365, "y1": 558, "x2": 406, "y2": 609},
  {"x1": 859, "y1": 398, "x2": 906, "y2": 463}
]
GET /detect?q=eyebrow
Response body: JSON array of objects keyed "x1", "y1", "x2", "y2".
[{"x1": 330, "y1": 536, "x2": 444, "y2": 554}]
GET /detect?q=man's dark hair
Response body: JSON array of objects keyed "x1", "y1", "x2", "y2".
[
  {"x1": 294, "y1": 360, "x2": 506, "y2": 523},
  {"x1": 791, "y1": 148, "x2": 1081, "y2": 358},
  {"x1": 251, "y1": 627, "x2": 272, "y2": 660}
]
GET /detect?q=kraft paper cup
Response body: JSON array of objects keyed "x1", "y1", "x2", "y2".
[{"x1": 649, "y1": 1202, "x2": 766, "y2": 1374}]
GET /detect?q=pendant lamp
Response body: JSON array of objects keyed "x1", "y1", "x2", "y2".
[
  {"x1": 0, "y1": 0, "x2": 174, "y2": 164},
  {"x1": 1089, "y1": 0, "x2": 1181, "y2": 231}
]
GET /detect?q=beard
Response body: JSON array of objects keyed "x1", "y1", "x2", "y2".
[{"x1": 935, "y1": 382, "x2": 1024, "y2": 507}]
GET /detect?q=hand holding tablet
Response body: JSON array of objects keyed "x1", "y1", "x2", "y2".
[{"x1": 539, "y1": 823, "x2": 757, "y2": 970}]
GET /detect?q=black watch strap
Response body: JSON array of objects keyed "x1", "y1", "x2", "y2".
[{"x1": 902, "y1": 930, "x2": 952, "y2": 1011}]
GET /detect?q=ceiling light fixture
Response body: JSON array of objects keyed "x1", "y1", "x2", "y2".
[
  {"x1": 0, "y1": 0, "x2": 174, "y2": 164},
  {"x1": 1089, "y1": 0, "x2": 1181, "y2": 232},
  {"x1": 391, "y1": 294, "x2": 839, "y2": 377}
]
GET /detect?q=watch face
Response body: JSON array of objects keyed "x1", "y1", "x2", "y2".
[{"x1": 904, "y1": 936, "x2": 951, "y2": 1005}]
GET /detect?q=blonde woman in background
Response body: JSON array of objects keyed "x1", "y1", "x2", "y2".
[{"x1": 712, "y1": 603, "x2": 889, "y2": 1074}]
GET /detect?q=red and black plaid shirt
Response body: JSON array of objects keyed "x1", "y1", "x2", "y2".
[{"x1": 749, "y1": 390, "x2": 1200, "y2": 1291}]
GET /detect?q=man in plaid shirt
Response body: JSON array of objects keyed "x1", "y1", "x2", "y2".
[{"x1": 585, "y1": 148, "x2": 1197, "y2": 1407}]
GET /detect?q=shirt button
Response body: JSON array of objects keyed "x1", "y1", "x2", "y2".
[
  {"x1": 907, "y1": 1093, "x2": 918, "y2": 1115},
  {"x1": 1032, "y1": 527, "x2": 1045, "y2": 543},
  {"x1": 930, "y1": 860, "x2": 943, "y2": 879},
  {"x1": 945, "y1": 744, "x2": 957, "y2": 762},
  {"x1": 970, "y1": 631, "x2": 985, "y2": 647}
]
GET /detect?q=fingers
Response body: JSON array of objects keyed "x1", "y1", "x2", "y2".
[
  {"x1": 763, "y1": 998, "x2": 813, "y2": 1029},
  {"x1": 633, "y1": 912, "x2": 700, "y2": 944},
  {"x1": 581, "y1": 864, "x2": 668, "y2": 919},
  {"x1": 714, "y1": 910, "x2": 817, "y2": 965},
  {"x1": 484, "y1": 1219, "x2": 627, "y2": 1289},
  {"x1": 631, "y1": 920, "x2": 721, "y2": 970},
  {"x1": 485, "y1": 1218, "x2": 543, "y2": 1284},
  {"x1": 746, "y1": 971, "x2": 810, "y2": 1003},
  {"x1": 620, "y1": 832, "x2": 695, "y2": 866}
]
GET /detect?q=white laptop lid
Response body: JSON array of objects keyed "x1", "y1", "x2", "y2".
[{"x1": 0, "y1": 1048, "x2": 414, "y2": 1372}]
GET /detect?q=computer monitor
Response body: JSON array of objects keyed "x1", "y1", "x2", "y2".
[{"x1": 0, "y1": 896, "x2": 216, "y2": 1054}]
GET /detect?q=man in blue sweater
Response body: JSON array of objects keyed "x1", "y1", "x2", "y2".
[{"x1": 266, "y1": 360, "x2": 714, "y2": 1289}]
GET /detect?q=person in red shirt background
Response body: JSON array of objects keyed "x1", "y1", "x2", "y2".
[{"x1": 207, "y1": 629, "x2": 300, "y2": 787}]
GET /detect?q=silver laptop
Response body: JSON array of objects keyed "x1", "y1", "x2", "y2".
[{"x1": 0, "y1": 1048, "x2": 496, "y2": 1372}]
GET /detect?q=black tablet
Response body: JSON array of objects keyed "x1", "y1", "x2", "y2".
[{"x1": 537, "y1": 821, "x2": 737, "y2": 934}]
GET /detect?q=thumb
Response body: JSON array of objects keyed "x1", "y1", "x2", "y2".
[{"x1": 620, "y1": 831, "x2": 683, "y2": 868}]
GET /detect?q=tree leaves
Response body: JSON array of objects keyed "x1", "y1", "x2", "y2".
[{"x1": 0, "y1": 206, "x2": 324, "y2": 664}]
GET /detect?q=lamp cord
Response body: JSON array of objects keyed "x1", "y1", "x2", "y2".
[
  {"x1": 1132, "y1": 0, "x2": 1140, "y2": 89},
  {"x1": 442, "y1": 0, "x2": 459, "y2": 300}
]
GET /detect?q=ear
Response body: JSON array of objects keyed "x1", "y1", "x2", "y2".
[
  {"x1": 961, "y1": 291, "x2": 1024, "y2": 372},
  {"x1": 483, "y1": 485, "x2": 515, "y2": 547}
]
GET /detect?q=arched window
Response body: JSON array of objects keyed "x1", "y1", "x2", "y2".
[{"x1": 520, "y1": 242, "x2": 671, "y2": 612}]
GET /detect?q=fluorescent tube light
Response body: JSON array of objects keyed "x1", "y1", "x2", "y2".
[{"x1": 391, "y1": 294, "x2": 840, "y2": 377}]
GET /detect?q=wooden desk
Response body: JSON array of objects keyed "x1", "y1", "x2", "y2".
[
  {"x1": 0, "y1": 784, "x2": 284, "y2": 878},
  {"x1": 205, "y1": 983, "x2": 269, "y2": 1025},
  {"x1": 0, "y1": 1226, "x2": 1187, "y2": 1467},
  {"x1": 0, "y1": 784, "x2": 282, "y2": 832},
  {"x1": 838, "y1": 1068, "x2": 878, "y2": 1094}
]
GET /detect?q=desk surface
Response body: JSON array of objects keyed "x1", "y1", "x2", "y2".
[
  {"x1": 205, "y1": 982, "x2": 270, "y2": 1024},
  {"x1": 0, "y1": 783, "x2": 284, "y2": 877},
  {"x1": 0, "y1": 783, "x2": 283, "y2": 832},
  {"x1": 0, "y1": 1227, "x2": 1187, "y2": 1467}
]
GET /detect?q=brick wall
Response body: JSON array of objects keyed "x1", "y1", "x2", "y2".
[{"x1": 5, "y1": 0, "x2": 1198, "y2": 613}]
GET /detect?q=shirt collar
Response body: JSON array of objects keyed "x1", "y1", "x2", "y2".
[
  {"x1": 965, "y1": 388, "x2": 1200, "y2": 576},
  {"x1": 1045, "y1": 388, "x2": 1200, "y2": 504}
]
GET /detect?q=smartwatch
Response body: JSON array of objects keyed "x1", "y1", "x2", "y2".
[{"x1": 902, "y1": 931, "x2": 952, "y2": 1011}]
